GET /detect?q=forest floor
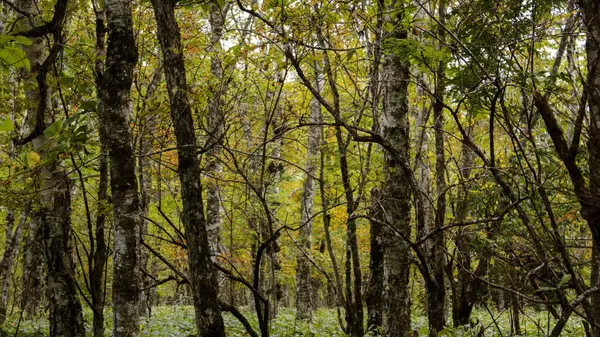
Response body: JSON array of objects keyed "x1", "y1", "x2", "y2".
[{"x1": 0, "y1": 305, "x2": 587, "y2": 336}]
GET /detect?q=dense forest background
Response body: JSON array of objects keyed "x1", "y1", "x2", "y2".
[{"x1": 0, "y1": 0, "x2": 599, "y2": 335}]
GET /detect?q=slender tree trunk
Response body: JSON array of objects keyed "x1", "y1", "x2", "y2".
[
  {"x1": 319, "y1": 136, "x2": 347, "y2": 333},
  {"x1": 381, "y1": 1, "x2": 412, "y2": 336},
  {"x1": 427, "y1": 2, "x2": 448, "y2": 335},
  {"x1": 91, "y1": 5, "x2": 108, "y2": 335},
  {"x1": 150, "y1": 1, "x2": 226, "y2": 336},
  {"x1": 338, "y1": 132, "x2": 363, "y2": 337},
  {"x1": 91, "y1": 145, "x2": 109, "y2": 337},
  {"x1": 98, "y1": 0, "x2": 141, "y2": 335},
  {"x1": 264, "y1": 74, "x2": 284, "y2": 319},
  {"x1": 367, "y1": 188, "x2": 384, "y2": 332},
  {"x1": 138, "y1": 135, "x2": 151, "y2": 316},
  {"x1": 0, "y1": 209, "x2": 25, "y2": 325},
  {"x1": 206, "y1": 0, "x2": 226, "y2": 259},
  {"x1": 137, "y1": 69, "x2": 160, "y2": 316},
  {"x1": 453, "y1": 124, "x2": 477, "y2": 327},
  {"x1": 294, "y1": 64, "x2": 322, "y2": 321},
  {"x1": 366, "y1": 3, "x2": 384, "y2": 331},
  {"x1": 413, "y1": 2, "x2": 433, "y2": 246},
  {"x1": 0, "y1": 106, "x2": 25, "y2": 325}
]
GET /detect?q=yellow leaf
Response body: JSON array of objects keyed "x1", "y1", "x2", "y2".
[{"x1": 26, "y1": 151, "x2": 41, "y2": 167}]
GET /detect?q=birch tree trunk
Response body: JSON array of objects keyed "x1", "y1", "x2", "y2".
[
  {"x1": 294, "y1": 64, "x2": 322, "y2": 321},
  {"x1": 150, "y1": 1, "x2": 226, "y2": 335},
  {"x1": 98, "y1": 0, "x2": 141, "y2": 335},
  {"x1": 42, "y1": 171, "x2": 85, "y2": 337},
  {"x1": 14, "y1": 0, "x2": 85, "y2": 333},
  {"x1": 16, "y1": 0, "x2": 45, "y2": 316},
  {"x1": 137, "y1": 69, "x2": 160, "y2": 316},
  {"x1": 381, "y1": 2, "x2": 412, "y2": 335},
  {"x1": 206, "y1": 0, "x2": 226, "y2": 259}
]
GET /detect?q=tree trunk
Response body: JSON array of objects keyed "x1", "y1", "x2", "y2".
[
  {"x1": 367, "y1": 188, "x2": 384, "y2": 332},
  {"x1": 91, "y1": 6, "x2": 109, "y2": 335},
  {"x1": 137, "y1": 69, "x2": 160, "y2": 316},
  {"x1": 206, "y1": 0, "x2": 226, "y2": 260},
  {"x1": 294, "y1": 64, "x2": 322, "y2": 321},
  {"x1": 42, "y1": 171, "x2": 85, "y2": 337},
  {"x1": 319, "y1": 138, "x2": 347, "y2": 332},
  {"x1": 91, "y1": 145, "x2": 109, "y2": 337},
  {"x1": 14, "y1": 0, "x2": 85, "y2": 332},
  {"x1": 150, "y1": 1, "x2": 225, "y2": 336},
  {"x1": 427, "y1": 1, "x2": 448, "y2": 334},
  {"x1": 453, "y1": 124, "x2": 477, "y2": 327},
  {"x1": 0, "y1": 209, "x2": 25, "y2": 325},
  {"x1": 98, "y1": 0, "x2": 141, "y2": 335},
  {"x1": 21, "y1": 214, "x2": 44, "y2": 317},
  {"x1": 381, "y1": 1, "x2": 412, "y2": 336},
  {"x1": 16, "y1": 0, "x2": 45, "y2": 317}
]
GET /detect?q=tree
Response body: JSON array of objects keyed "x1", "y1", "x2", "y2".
[
  {"x1": 380, "y1": 1, "x2": 412, "y2": 335},
  {"x1": 294, "y1": 62, "x2": 322, "y2": 321},
  {"x1": 97, "y1": 0, "x2": 141, "y2": 335},
  {"x1": 150, "y1": 0, "x2": 226, "y2": 335}
]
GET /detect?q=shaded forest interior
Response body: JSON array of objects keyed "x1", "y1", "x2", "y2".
[{"x1": 0, "y1": 0, "x2": 600, "y2": 336}]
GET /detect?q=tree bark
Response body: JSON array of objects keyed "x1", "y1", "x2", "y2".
[
  {"x1": 16, "y1": 0, "x2": 45, "y2": 317},
  {"x1": 91, "y1": 145, "x2": 109, "y2": 337},
  {"x1": 90, "y1": 5, "x2": 109, "y2": 335},
  {"x1": 150, "y1": 1, "x2": 226, "y2": 336},
  {"x1": 427, "y1": 1, "x2": 448, "y2": 334},
  {"x1": 452, "y1": 124, "x2": 477, "y2": 327},
  {"x1": 0, "y1": 209, "x2": 25, "y2": 325},
  {"x1": 98, "y1": 0, "x2": 141, "y2": 335},
  {"x1": 14, "y1": 0, "x2": 85, "y2": 333},
  {"x1": 367, "y1": 188, "x2": 384, "y2": 332},
  {"x1": 381, "y1": 2, "x2": 412, "y2": 336},
  {"x1": 206, "y1": 0, "x2": 226, "y2": 260},
  {"x1": 136, "y1": 69, "x2": 160, "y2": 316},
  {"x1": 294, "y1": 63, "x2": 322, "y2": 321},
  {"x1": 42, "y1": 172, "x2": 85, "y2": 337}
]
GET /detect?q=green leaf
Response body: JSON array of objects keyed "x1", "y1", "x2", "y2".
[
  {"x1": 79, "y1": 100, "x2": 97, "y2": 112},
  {"x1": 0, "y1": 46, "x2": 30, "y2": 70},
  {"x1": 0, "y1": 117, "x2": 14, "y2": 132},
  {"x1": 384, "y1": 22, "x2": 395, "y2": 33},
  {"x1": 534, "y1": 286, "x2": 556, "y2": 293},
  {"x1": 44, "y1": 120, "x2": 63, "y2": 137},
  {"x1": 558, "y1": 274, "x2": 572, "y2": 287},
  {"x1": 59, "y1": 77, "x2": 75, "y2": 87},
  {"x1": 13, "y1": 35, "x2": 32, "y2": 46}
]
